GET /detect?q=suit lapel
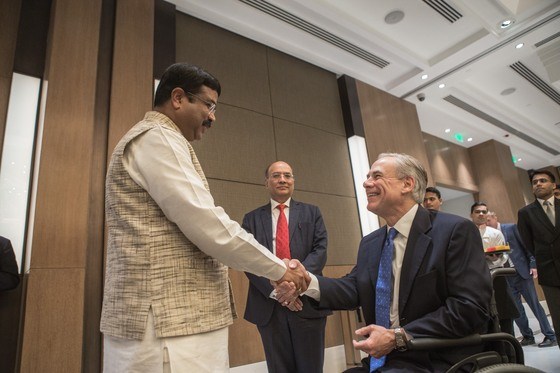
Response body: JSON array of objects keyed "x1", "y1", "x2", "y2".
[
  {"x1": 259, "y1": 204, "x2": 273, "y2": 251},
  {"x1": 288, "y1": 200, "x2": 300, "y2": 247},
  {"x1": 398, "y1": 208, "x2": 432, "y2": 315},
  {"x1": 531, "y1": 200, "x2": 555, "y2": 233}
]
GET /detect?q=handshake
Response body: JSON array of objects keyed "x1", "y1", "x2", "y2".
[{"x1": 273, "y1": 259, "x2": 311, "y2": 312}]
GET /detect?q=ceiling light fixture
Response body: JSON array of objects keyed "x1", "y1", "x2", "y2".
[
  {"x1": 467, "y1": 137, "x2": 473, "y2": 142},
  {"x1": 438, "y1": 83, "x2": 445, "y2": 88},
  {"x1": 444, "y1": 128, "x2": 451, "y2": 133},
  {"x1": 500, "y1": 87, "x2": 516, "y2": 96},
  {"x1": 385, "y1": 10, "x2": 404, "y2": 25},
  {"x1": 515, "y1": 43, "x2": 524, "y2": 49},
  {"x1": 500, "y1": 19, "x2": 514, "y2": 28},
  {"x1": 421, "y1": 74, "x2": 428, "y2": 80}
]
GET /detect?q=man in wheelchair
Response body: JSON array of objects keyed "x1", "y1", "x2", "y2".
[{"x1": 277, "y1": 153, "x2": 494, "y2": 371}]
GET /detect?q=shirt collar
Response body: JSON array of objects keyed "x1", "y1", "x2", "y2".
[
  {"x1": 537, "y1": 195, "x2": 556, "y2": 207},
  {"x1": 389, "y1": 204, "x2": 419, "y2": 240},
  {"x1": 271, "y1": 198, "x2": 292, "y2": 210}
]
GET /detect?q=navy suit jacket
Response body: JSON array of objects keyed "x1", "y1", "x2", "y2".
[
  {"x1": 317, "y1": 207, "x2": 492, "y2": 370},
  {"x1": 518, "y1": 199, "x2": 560, "y2": 286},
  {"x1": 243, "y1": 199, "x2": 331, "y2": 325},
  {"x1": 501, "y1": 223, "x2": 535, "y2": 280}
]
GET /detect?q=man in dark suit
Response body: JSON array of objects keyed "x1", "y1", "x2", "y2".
[
  {"x1": 518, "y1": 169, "x2": 560, "y2": 349},
  {"x1": 486, "y1": 213, "x2": 556, "y2": 347},
  {"x1": 242, "y1": 161, "x2": 330, "y2": 373},
  {"x1": 282, "y1": 153, "x2": 492, "y2": 372}
]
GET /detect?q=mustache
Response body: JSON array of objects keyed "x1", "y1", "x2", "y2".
[{"x1": 202, "y1": 119, "x2": 213, "y2": 128}]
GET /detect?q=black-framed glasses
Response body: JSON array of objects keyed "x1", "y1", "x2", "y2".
[
  {"x1": 187, "y1": 92, "x2": 216, "y2": 114},
  {"x1": 474, "y1": 209, "x2": 488, "y2": 214}
]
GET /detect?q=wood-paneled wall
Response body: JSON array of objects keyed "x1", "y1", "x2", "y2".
[
  {"x1": 354, "y1": 81, "x2": 434, "y2": 185},
  {"x1": 469, "y1": 140, "x2": 526, "y2": 223},
  {"x1": 423, "y1": 132, "x2": 478, "y2": 192},
  {"x1": 19, "y1": 0, "x2": 104, "y2": 371}
]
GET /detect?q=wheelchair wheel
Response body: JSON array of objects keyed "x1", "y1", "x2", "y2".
[{"x1": 476, "y1": 363, "x2": 545, "y2": 372}]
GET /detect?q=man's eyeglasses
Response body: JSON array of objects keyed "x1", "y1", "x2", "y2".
[
  {"x1": 474, "y1": 210, "x2": 488, "y2": 214},
  {"x1": 268, "y1": 172, "x2": 294, "y2": 181},
  {"x1": 187, "y1": 92, "x2": 216, "y2": 114}
]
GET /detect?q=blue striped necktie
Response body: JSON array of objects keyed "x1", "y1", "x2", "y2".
[{"x1": 370, "y1": 227, "x2": 398, "y2": 372}]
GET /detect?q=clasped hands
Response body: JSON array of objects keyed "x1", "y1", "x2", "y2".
[{"x1": 272, "y1": 259, "x2": 310, "y2": 311}]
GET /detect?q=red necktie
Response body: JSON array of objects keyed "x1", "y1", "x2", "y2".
[{"x1": 276, "y1": 204, "x2": 291, "y2": 259}]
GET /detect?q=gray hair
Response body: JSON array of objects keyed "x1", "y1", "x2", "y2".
[{"x1": 377, "y1": 153, "x2": 428, "y2": 204}]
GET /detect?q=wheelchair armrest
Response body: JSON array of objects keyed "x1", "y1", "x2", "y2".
[{"x1": 406, "y1": 332, "x2": 524, "y2": 365}]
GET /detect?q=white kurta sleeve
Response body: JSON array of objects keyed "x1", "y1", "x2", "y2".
[{"x1": 122, "y1": 124, "x2": 287, "y2": 281}]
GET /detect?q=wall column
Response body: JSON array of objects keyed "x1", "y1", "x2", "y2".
[{"x1": 469, "y1": 140, "x2": 526, "y2": 223}]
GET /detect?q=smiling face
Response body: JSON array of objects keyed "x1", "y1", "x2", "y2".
[
  {"x1": 265, "y1": 161, "x2": 295, "y2": 203},
  {"x1": 363, "y1": 157, "x2": 415, "y2": 226},
  {"x1": 172, "y1": 85, "x2": 218, "y2": 141}
]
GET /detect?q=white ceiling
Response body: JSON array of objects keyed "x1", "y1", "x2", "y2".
[{"x1": 170, "y1": 0, "x2": 560, "y2": 170}]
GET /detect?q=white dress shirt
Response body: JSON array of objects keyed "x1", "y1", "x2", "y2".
[{"x1": 306, "y1": 204, "x2": 419, "y2": 328}]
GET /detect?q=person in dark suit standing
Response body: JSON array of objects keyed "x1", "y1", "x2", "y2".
[
  {"x1": 0, "y1": 236, "x2": 20, "y2": 291},
  {"x1": 486, "y1": 213, "x2": 556, "y2": 347},
  {"x1": 518, "y1": 169, "x2": 560, "y2": 349},
  {"x1": 280, "y1": 153, "x2": 492, "y2": 372},
  {"x1": 242, "y1": 161, "x2": 330, "y2": 373}
]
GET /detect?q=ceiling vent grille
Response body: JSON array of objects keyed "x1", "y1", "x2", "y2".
[
  {"x1": 238, "y1": 0, "x2": 390, "y2": 68},
  {"x1": 443, "y1": 95, "x2": 559, "y2": 156},
  {"x1": 535, "y1": 31, "x2": 560, "y2": 48},
  {"x1": 510, "y1": 61, "x2": 560, "y2": 105},
  {"x1": 422, "y1": 0, "x2": 462, "y2": 23}
]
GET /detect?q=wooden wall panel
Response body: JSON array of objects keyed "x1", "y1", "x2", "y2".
[
  {"x1": 469, "y1": 140, "x2": 526, "y2": 223},
  {"x1": 268, "y1": 49, "x2": 345, "y2": 135},
  {"x1": 274, "y1": 118, "x2": 355, "y2": 196},
  {"x1": 175, "y1": 13, "x2": 272, "y2": 115},
  {"x1": 192, "y1": 106, "x2": 277, "y2": 185},
  {"x1": 107, "y1": 0, "x2": 154, "y2": 155},
  {"x1": 21, "y1": 269, "x2": 84, "y2": 372},
  {"x1": 423, "y1": 132, "x2": 478, "y2": 192},
  {"x1": 517, "y1": 167, "x2": 534, "y2": 206},
  {"x1": 30, "y1": 0, "x2": 101, "y2": 267},
  {"x1": 297, "y1": 190, "x2": 361, "y2": 266},
  {"x1": 355, "y1": 81, "x2": 433, "y2": 185}
]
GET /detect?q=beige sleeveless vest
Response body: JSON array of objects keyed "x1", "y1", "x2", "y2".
[{"x1": 101, "y1": 111, "x2": 235, "y2": 340}]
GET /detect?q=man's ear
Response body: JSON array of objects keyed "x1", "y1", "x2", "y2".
[
  {"x1": 402, "y1": 176, "x2": 415, "y2": 194},
  {"x1": 171, "y1": 87, "x2": 185, "y2": 109}
]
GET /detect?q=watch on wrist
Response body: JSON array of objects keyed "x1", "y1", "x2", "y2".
[{"x1": 394, "y1": 327, "x2": 408, "y2": 351}]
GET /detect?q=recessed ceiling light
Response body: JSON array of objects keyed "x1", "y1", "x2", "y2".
[
  {"x1": 421, "y1": 74, "x2": 428, "y2": 80},
  {"x1": 467, "y1": 137, "x2": 473, "y2": 142},
  {"x1": 517, "y1": 158, "x2": 522, "y2": 162},
  {"x1": 444, "y1": 128, "x2": 451, "y2": 133},
  {"x1": 501, "y1": 87, "x2": 516, "y2": 96},
  {"x1": 515, "y1": 43, "x2": 524, "y2": 49},
  {"x1": 500, "y1": 19, "x2": 514, "y2": 28},
  {"x1": 385, "y1": 10, "x2": 405, "y2": 24},
  {"x1": 438, "y1": 83, "x2": 445, "y2": 88}
]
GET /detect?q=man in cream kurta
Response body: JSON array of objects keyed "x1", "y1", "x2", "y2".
[{"x1": 101, "y1": 63, "x2": 309, "y2": 373}]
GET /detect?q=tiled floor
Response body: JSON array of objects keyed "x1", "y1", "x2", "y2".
[{"x1": 231, "y1": 301, "x2": 560, "y2": 372}]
